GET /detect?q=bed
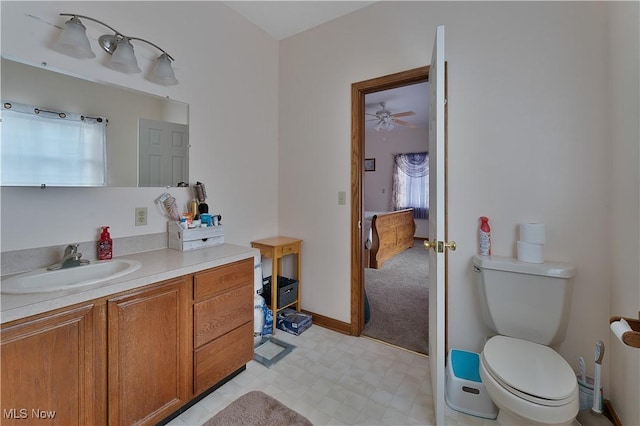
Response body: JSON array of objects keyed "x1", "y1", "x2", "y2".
[{"x1": 365, "y1": 209, "x2": 416, "y2": 269}]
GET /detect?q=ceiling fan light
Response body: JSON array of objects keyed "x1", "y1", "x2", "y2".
[
  {"x1": 148, "y1": 53, "x2": 178, "y2": 86},
  {"x1": 106, "y1": 38, "x2": 141, "y2": 74},
  {"x1": 375, "y1": 119, "x2": 395, "y2": 131},
  {"x1": 53, "y1": 16, "x2": 96, "y2": 59}
]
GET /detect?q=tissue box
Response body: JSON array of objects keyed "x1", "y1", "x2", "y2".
[
  {"x1": 276, "y1": 309, "x2": 312, "y2": 336},
  {"x1": 168, "y1": 221, "x2": 224, "y2": 251}
]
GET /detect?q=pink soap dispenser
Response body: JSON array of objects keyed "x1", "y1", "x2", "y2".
[{"x1": 98, "y1": 226, "x2": 112, "y2": 260}]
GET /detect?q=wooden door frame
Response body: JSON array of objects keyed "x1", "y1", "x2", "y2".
[{"x1": 350, "y1": 67, "x2": 430, "y2": 336}]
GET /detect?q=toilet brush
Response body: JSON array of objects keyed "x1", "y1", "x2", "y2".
[{"x1": 576, "y1": 341, "x2": 612, "y2": 426}]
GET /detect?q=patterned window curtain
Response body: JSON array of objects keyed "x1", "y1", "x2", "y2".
[{"x1": 391, "y1": 152, "x2": 429, "y2": 219}]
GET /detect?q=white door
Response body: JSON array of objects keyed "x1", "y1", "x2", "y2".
[
  {"x1": 427, "y1": 25, "x2": 449, "y2": 426},
  {"x1": 138, "y1": 118, "x2": 189, "y2": 187}
]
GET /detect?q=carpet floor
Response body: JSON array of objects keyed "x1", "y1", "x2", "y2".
[
  {"x1": 363, "y1": 240, "x2": 429, "y2": 354},
  {"x1": 202, "y1": 391, "x2": 312, "y2": 426}
]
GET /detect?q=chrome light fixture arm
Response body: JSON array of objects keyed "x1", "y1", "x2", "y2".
[
  {"x1": 127, "y1": 37, "x2": 175, "y2": 62},
  {"x1": 60, "y1": 13, "x2": 123, "y2": 39}
]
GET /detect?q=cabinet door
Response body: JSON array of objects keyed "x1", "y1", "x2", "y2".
[
  {"x1": 1, "y1": 303, "x2": 107, "y2": 426},
  {"x1": 107, "y1": 277, "x2": 191, "y2": 426}
]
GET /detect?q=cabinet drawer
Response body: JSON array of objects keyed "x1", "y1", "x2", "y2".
[
  {"x1": 193, "y1": 258, "x2": 253, "y2": 300},
  {"x1": 275, "y1": 242, "x2": 299, "y2": 257},
  {"x1": 194, "y1": 284, "x2": 253, "y2": 348},
  {"x1": 194, "y1": 322, "x2": 253, "y2": 395},
  {"x1": 282, "y1": 243, "x2": 299, "y2": 255}
]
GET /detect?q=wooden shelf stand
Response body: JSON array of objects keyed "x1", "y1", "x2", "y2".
[{"x1": 251, "y1": 237, "x2": 302, "y2": 334}]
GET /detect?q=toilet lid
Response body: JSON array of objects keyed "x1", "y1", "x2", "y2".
[{"x1": 482, "y1": 336, "x2": 577, "y2": 404}]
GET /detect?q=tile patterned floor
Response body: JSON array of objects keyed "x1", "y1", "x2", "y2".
[{"x1": 167, "y1": 325, "x2": 499, "y2": 425}]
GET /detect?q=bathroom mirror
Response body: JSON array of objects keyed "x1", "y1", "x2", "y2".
[{"x1": 0, "y1": 57, "x2": 189, "y2": 187}]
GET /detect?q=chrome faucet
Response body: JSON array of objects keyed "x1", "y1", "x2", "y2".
[{"x1": 47, "y1": 244, "x2": 90, "y2": 270}]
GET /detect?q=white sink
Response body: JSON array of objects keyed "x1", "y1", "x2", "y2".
[{"x1": 1, "y1": 259, "x2": 142, "y2": 294}]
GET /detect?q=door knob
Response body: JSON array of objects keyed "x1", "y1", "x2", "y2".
[
  {"x1": 423, "y1": 240, "x2": 437, "y2": 250},
  {"x1": 424, "y1": 240, "x2": 457, "y2": 252}
]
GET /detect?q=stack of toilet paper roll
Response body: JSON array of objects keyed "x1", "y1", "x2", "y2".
[{"x1": 517, "y1": 223, "x2": 545, "y2": 263}]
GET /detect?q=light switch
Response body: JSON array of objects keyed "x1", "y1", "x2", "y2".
[{"x1": 338, "y1": 191, "x2": 346, "y2": 205}]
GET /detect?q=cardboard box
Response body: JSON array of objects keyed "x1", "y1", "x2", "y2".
[{"x1": 276, "y1": 309, "x2": 312, "y2": 336}]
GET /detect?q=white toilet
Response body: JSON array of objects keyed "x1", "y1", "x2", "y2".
[{"x1": 472, "y1": 255, "x2": 579, "y2": 426}]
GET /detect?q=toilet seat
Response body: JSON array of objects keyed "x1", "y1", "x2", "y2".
[
  {"x1": 480, "y1": 336, "x2": 579, "y2": 425},
  {"x1": 482, "y1": 336, "x2": 578, "y2": 406}
]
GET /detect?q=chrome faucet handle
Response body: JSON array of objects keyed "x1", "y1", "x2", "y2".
[
  {"x1": 47, "y1": 244, "x2": 83, "y2": 271},
  {"x1": 64, "y1": 244, "x2": 80, "y2": 256}
]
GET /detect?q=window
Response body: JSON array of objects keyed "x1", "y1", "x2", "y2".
[
  {"x1": 1, "y1": 101, "x2": 107, "y2": 186},
  {"x1": 392, "y1": 152, "x2": 429, "y2": 219}
]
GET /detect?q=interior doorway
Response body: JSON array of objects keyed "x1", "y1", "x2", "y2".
[
  {"x1": 350, "y1": 67, "x2": 429, "y2": 338},
  {"x1": 362, "y1": 83, "x2": 430, "y2": 354}
]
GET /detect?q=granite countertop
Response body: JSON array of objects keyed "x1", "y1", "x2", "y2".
[{"x1": 1, "y1": 244, "x2": 259, "y2": 324}]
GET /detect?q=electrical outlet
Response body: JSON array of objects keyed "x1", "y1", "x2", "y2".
[{"x1": 135, "y1": 207, "x2": 147, "y2": 226}]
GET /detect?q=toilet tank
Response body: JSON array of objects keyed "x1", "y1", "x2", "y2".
[{"x1": 472, "y1": 255, "x2": 576, "y2": 346}]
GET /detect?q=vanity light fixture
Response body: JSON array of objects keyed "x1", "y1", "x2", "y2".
[{"x1": 53, "y1": 13, "x2": 178, "y2": 86}]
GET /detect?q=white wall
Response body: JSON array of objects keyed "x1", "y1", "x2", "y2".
[
  {"x1": 0, "y1": 1, "x2": 279, "y2": 251},
  {"x1": 278, "y1": 0, "x2": 626, "y2": 410},
  {"x1": 365, "y1": 126, "x2": 429, "y2": 238},
  {"x1": 2, "y1": 2, "x2": 638, "y2": 423},
  {"x1": 609, "y1": 2, "x2": 640, "y2": 424}
]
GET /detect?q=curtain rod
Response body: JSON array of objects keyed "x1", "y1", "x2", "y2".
[{"x1": 4, "y1": 102, "x2": 107, "y2": 123}]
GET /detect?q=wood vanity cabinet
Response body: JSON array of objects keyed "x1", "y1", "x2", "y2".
[
  {"x1": 107, "y1": 276, "x2": 191, "y2": 426},
  {"x1": 0, "y1": 256, "x2": 255, "y2": 426},
  {"x1": 192, "y1": 258, "x2": 254, "y2": 395},
  {"x1": 0, "y1": 303, "x2": 107, "y2": 426}
]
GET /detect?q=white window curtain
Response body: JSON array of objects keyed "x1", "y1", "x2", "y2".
[
  {"x1": 1, "y1": 101, "x2": 107, "y2": 186},
  {"x1": 392, "y1": 152, "x2": 429, "y2": 219}
]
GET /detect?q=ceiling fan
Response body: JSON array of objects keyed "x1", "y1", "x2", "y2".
[{"x1": 366, "y1": 102, "x2": 416, "y2": 131}]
